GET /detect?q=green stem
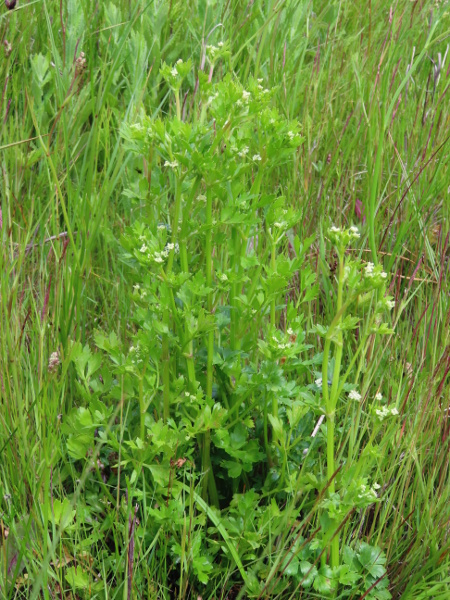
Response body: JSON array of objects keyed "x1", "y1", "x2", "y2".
[
  {"x1": 175, "y1": 89, "x2": 181, "y2": 120},
  {"x1": 263, "y1": 391, "x2": 273, "y2": 467},
  {"x1": 230, "y1": 227, "x2": 239, "y2": 354},
  {"x1": 162, "y1": 333, "x2": 170, "y2": 422},
  {"x1": 323, "y1": 249, "x2": 345, "y2": 570},
  {"x1": 179, "y1": 178, "x2": 201, "y2": 389},
  {"x1": 270, "y1": 233, "x2": 279, "y2": 419},
  {"x1": 162, "y1": 176, "x2": 183, "y2": 421},
  {"x1": 270, "y1": 234, "x2": 276, "y2": 326},
  {"x1": 139, "y1": 371, "x2": 146, "y2": 440},
  {"x1": 202, "y1": 189, "x2": 219, "y2": 506}
]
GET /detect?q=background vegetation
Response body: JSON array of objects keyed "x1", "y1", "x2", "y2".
[{"x1": 1, "y1": 0, "x2": 450, "y2": 598}]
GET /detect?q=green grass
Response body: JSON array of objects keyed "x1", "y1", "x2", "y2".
[{"x1": 1, "y1": 0, "x2": 450, "y2": 598}]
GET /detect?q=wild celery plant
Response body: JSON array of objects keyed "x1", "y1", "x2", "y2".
[
  {"x1": 118, "y1": 55, "x2": 305, "y2": 500},
  {"x1": 315, "y1": 225, "x2": 396, "y2": 592}
]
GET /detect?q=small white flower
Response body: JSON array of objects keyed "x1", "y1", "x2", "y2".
[
  {"x1": 185, "y1": 391, "x2": 190, "y2": 397},
  {"x1": 350, "y1": 226, "x2": 360, "y2": 239},
  {"x1": 287, "y1": 327, "x2": 294, "y2": 335},
  {"x1": 381, "y1": 271, "x2": 387, "y2": 279},
  {"x1": 164, "y1": 160, "x2": 179, "y2": 168},
  {"x1": 391, "y1": 407, "x2": 399, "y2": 415},
  {"x1": 258, "y1": 84, "x2": 263, "y2": 90},
  {"x1": 242, "y1": 90, "x2": 250, "y2": 100},
  {"x1": 252, "y1": 154, "x2": 262, "y2": 161},
  {"x1": 166, "y1": 243, "x2": 175, "y2": 251},
  {"x1": 197, "y1": 194, "x2": 207, "y2": 201},
  {"x1": 287, "y1": 131, "x2": 295, "y2": 140},
  {"x1": 238, "y1": 147, "x2": 249, "y2": 157},
  {"x1": 218, "y1": 273, "x2": 228, "y2": 282},
  {"x1": 386, "y1": 300, "x2": 395, "y2": 309},
  {"x1": 133, "y1": 284, "x2": 140, "y2": 290},
  {"x1": 330, "y1": 225, "x2": 340, "y2": 233},
  {"x1": 365, "y1": 262, "x2": 375, "y2": 275},
  {"x1": 157, "y1": 224, "x2": 167, "y2": 230},
  {"x1": 218, "y1": 41, "x2": 224, "y2": 47},
  {"x1": 376, "y1": 408, "x2": 388, "y2": 419},
  {"x1": 373, "y1": 482, "x2": 381, "y2": 490},
  {"x1": 349, "y1": 390, "x2": 362, "y2": 401},
  {"x1": 315, "y1": 378, "x2": 323, "y2": 388},
  {"x1": 176, "y1": 58, "x2": 183, "y2": 64},
  {"x1": 171, "y1": 67, "x2": 178, "y2": 77},
  {"x1": 154, "y1": 255, "x2": 164, "y2": 264},
  {"x1": 257, "y1": 78, "x2": 263, "y2": 83},
  {"x1": 139, "y1": 244, "x2": 147, "y2": 253},
  {"x1": 375, "y1": 392, "x2": 383, "y2": 401}
]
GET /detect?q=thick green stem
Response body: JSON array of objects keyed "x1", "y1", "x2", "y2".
[
  {"x1": 162, "y1": 334, "x2": 170, "y2": 422},
  {"x1": 162, "y1": 177, "x2": 183, "y2": 421},
  {"x1": 202, "y1": 190, "x2": 219, "y2": 506},
  {"x1": 179, "y1": 178, "x2": 201, "y2": 389},
  {"x1": 230, "y1": 227, "x2": 239, "y2": 354}
]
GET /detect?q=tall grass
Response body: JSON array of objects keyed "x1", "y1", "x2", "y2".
[{"x1": 1, "y1": 0, "x2": 450, "y2": 598}]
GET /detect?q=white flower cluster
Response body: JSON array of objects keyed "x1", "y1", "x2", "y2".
[
  {"x1": 238, "y1": 147, "x2": 249, "y2": 157},
  {"x1": 328, "y1": 225, "x2": 360, "y2": 247},
  {"x1": 365, "y1": 262, "x2": 387, "y2": 279},
  {"x1": 349, "y1": 389, "x2": 362, "y2": 401},
  {"x1": 358, "y1": 482, "x2": 381, "y2": 501},
  {"x1": 271, "y1": 331, "x2": 295, "y2": 351},
  {"x1": 159, "y1": 242, "x2": 179, "y2": 260},
  {"x1": 206, "y1": 45, "x2": 220, "y2": 59},
  {"x1": 375, "y1": 406, "x2": 399, "y2": 420},
  {"x1": 184, "y1": 391, "x2": 197, "y2": 402},
  {"x1": 218, "y1": 273, "x2": 228, "y2": 282},
  {"x1": 129, "y1": 343, "x2": 143, "y2": 365},
  {"x1": 315, "y1": 378, "x2": 323, "y2": 388},
  {"x1": 153, "y1": 252, "x2": 165, "y2": 264},
  {"x1": 164, "y1": 160, "x2": 179, "y2": 169}
]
